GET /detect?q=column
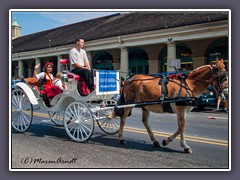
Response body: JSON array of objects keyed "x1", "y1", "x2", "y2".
[
  {"x1": 148, "y1": 60, "x2": 158, "y2": 74},
  {"x1": 35, "y1": 58, "x2": 41, "y2": 73},
  {"x1": 57, "y1": 55, "x2": 62, "y2": 72},
  {"x1": 18, "y1": 60, "x2": 23, "y2": 78},
  {"x1": 120, "y1": 47, "x2": 129, "y2": 80},
  {"x1": 167, "y1": 41, "x2": 176, "y2": 72}
]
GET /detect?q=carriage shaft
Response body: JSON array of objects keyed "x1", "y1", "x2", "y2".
[{"x1": 95, "y1": 97, "x2": 196, "y2": 112}]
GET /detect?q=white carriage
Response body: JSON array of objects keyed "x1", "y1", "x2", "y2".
[{"x1": 11, "y1": 59, "x2": 121, "y2": 142}]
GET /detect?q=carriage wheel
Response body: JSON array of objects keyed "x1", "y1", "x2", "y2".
[
  {"x1": 96, "y1": 99, "x2": 120, "y2": 135},
  {"x1": 48, "y1": 111, "x2": 64, "y2": 126},
  {"x1": 64, "y1": 101, "x2": 94, "y2": 142},
  {"x1": 11, "y1": 88, "x2": 33, "y2": 132}
]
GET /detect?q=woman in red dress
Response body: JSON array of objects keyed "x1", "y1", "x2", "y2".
[{"x1": 33, "y1": 62, "x2": 62, "y2": 106}]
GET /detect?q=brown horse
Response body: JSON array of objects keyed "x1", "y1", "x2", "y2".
[{"x1": 116, "y1": 59, "x2": 228, "y2": 153}]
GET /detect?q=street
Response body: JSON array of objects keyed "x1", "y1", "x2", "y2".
[{"x1": 11, "y1": 108, "x2": 229, "y2": 170}]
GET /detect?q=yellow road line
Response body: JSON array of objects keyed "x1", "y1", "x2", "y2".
[
  {"x1": 124, "y1": 128, "x2": 228, "y2": 147},
  {"x1": 125, "y1": 127, "x2": 228, "y2": 144},
  {"x1": 32, "y1": 112, "x2": 228, "y2": 147}
]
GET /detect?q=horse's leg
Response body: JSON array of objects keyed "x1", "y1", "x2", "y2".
[
  {"x1": 162, "y1": 130, "x2": 179, "y2": 146},
  {"x1": 142, "y1": 108, "x2": 160, "y2": 147},
  {"x1": 178, "y1": 115, "x2": 192, "y2": 153},
  {"x1": 177, "y1": 110, "x2": 192, "y2": 153},
  {"x1": 162, "y1": 108, "x2": 192, "y2": 153},
  {"x1": 119, "y1": 107, "x2": 132, "y2": 145}
]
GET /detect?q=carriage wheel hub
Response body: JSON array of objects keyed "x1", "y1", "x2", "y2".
[{"x1": 74, "y1": 116, "x2": 83, "y2": 124}]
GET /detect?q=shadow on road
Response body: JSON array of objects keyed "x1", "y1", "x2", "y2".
[
  {"x1": 12, "y1": 123, "x2": 69, "y2": 142},
  {"x1": 89, "y1": 133, "x2": 184, "y2": 153},
  {"x1": 12, "y1": 122, "x2": 184, "y2": 154}
]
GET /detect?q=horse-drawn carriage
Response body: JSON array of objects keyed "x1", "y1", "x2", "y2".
[
  {"x1": 11, "y1": 58, "x2": 228, "y2": 153},
  {"x1": 12, "y1": 59, "x2": 121, "y2": 142}
]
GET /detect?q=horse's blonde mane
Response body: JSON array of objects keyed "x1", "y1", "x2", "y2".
[{"x1": 190, "y1": 65, "x2": 211, "y2": 74}]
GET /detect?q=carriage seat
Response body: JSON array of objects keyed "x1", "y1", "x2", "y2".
[
  {"x1": 60, "y1": 59, "x2": 90, "y2": 96},
  {"x1": 67, "y1": 73, "x2": 81, "y2": 81}
]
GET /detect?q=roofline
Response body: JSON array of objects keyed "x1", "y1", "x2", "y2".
[{"x1": 11, "y1": 20, "x2": 228, "y2": 61}]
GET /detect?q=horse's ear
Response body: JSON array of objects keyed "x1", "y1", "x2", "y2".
[{"x1": 216, "y1": 57, "x2": 219, "y2": 63}]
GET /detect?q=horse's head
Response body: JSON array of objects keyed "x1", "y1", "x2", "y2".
[
  {"x1": 210, "y1": 58, "x2": 228, "y2": 95},
  {"x1": 216, "y1": 57, "x2": 225, "y2": 69}
]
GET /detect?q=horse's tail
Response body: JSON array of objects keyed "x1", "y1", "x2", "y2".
[
  {"x1": 114, "y1": 79, "x2": 133, "y2": 117},
  {"x1": 114, "y1": 89, "x2": 126, "y2": 117}
]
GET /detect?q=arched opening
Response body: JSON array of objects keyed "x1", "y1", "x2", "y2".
[
  {"x1": 93, "y1": 51, "x2": 114, "y2": 70},
  {"x1": 205, "y1": 38, "x2": 228, "y2": 69},
  {"x1": 129, "y1": 47, "x2": 149, "y2": 75},
  {"x1": 159, "y1": 44, "x2": 193, "y2": 72}
]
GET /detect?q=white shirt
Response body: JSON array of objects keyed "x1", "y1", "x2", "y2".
[
  {"x1": 36, "y1": 72, "x2": 53, "y2": 83},
  {"x1": 69, "y1": 48, "x2": 89, "y2": 71},
  {"x1": 53, "y1": 78, "x2": 63, "y2": 90}
]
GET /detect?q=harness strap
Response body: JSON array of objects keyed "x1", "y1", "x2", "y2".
[
  {"x1": 169, "y1": 78, "x2": 192, "y2": 96},
  {"x1": 160, "y1": 77, "x2": 168, "y2": 99}
]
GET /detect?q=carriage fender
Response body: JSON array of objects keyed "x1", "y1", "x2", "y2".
[{"x1": 16, "y1": 82, "x2": 39, "y2": 105}]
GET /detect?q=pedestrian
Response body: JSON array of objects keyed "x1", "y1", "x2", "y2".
[
  {"x1": 213, "y1": 58, "x2": 228, "y2": 113},
  {"x1": 69, "y1": 37, "x2": 93, "y2": 91},
  {"x1": 216, "y1": 80, "x2": 228, "y2": 112}
]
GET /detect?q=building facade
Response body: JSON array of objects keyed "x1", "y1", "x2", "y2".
[{"x1": 11, "y1": 12, "x2": 229, "y2": 79}]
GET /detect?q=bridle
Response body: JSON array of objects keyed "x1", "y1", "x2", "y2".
[{"x1": 210, "y1": 67, "x2": 228, "y2": 96}]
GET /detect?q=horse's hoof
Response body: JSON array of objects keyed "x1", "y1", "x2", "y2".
[
  {"x1": 184, "y1": 148, "x2": 192, "y2": 154},
  {"x1": 153, "y1": 141, "x2": 161, "y2": 147},
  {"x1": 162, "y1": 140, "x2": 168, "y2": 146},
  {"x1": 120, "y1": 139, "x2": 126, "y2": 145}
]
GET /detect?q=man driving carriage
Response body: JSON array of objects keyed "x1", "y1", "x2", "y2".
[{"x1": 69, "y1": 37, "x2": 94, "y2": 91}]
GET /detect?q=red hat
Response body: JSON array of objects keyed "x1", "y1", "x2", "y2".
[{"x1": 44, "y1": 62, "x2": 53, "y2": 70}]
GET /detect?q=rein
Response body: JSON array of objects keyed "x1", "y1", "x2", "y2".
[{"x1": 128, "y1": 74, "x2": 193, "y2": 98}]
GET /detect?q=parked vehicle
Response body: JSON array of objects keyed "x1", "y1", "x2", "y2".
[
  {"x1": 196, "y1": 86, "x2": 224, "y2": 110},
  {"x1": 196, "y1": 86, "x2": 217, "y2": 109},
  {"x1": 11, "y1": 80, "x2": 22, "y2": 90}
]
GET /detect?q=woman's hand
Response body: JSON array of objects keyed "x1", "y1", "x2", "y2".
[
  {"x1": 35, "y1": 63, "x2": 40, "y2": 69},
  {"x1": 33, "y1": 63, "x2": 40, "y2": 78}
]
